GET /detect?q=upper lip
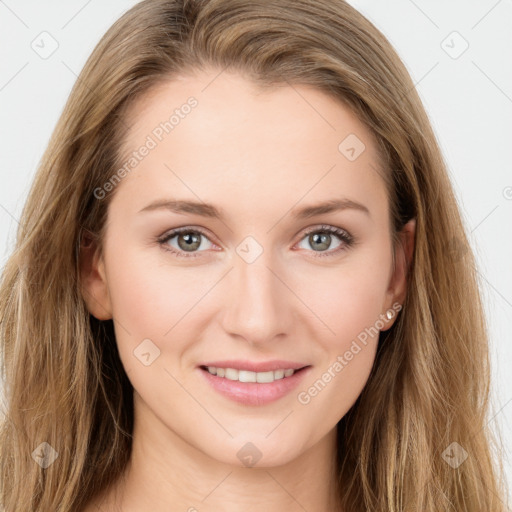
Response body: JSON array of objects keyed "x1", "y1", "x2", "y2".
[{"x1": 199, "y1": 360, "x2": 309, "y2": 372}]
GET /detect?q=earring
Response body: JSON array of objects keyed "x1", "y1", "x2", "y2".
[{"x1": 385, "y1": 305, "x2": 402, "y2": 321}]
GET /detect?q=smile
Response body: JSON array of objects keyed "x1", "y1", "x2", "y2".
[{"x1": 198, "y1": 363, "x2": 311, "y2": 406}]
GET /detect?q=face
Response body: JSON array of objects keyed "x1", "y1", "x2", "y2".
[{"x1": 82, "y1": 68, "x2": 413, "y2": 467}]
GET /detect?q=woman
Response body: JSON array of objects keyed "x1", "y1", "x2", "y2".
[{"x1": 0, "y1": 0, "x2": 507, "y2": 510}]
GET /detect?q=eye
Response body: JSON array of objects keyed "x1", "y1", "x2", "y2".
[
  {"x1": 157, "y1": 227, "x2": 216, "y2": 258},
  {"x1": 295, "y1": 224, "x2": 354, "y2": 257}
]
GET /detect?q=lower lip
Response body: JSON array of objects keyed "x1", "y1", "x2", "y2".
[{"x1": 198, "y1": 366, "x2": 311, "y2": 406}]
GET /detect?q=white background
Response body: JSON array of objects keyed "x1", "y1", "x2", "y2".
[{"x1": 0, "y1": 0, "x2": 511, "y2": 504}]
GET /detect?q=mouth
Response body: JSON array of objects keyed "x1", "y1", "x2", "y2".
[{"x1": 198, "y1": 362, "x2": 312, "y2": 406}]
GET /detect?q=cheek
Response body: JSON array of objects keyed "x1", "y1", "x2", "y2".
[
  {"x1": 103, "y1": 246, "x2": 213, "y2": 381},
  {"x1": 291, "y1": 246, "x2": 390, "y2": 413},
  {"x1": 292, "y1": 248, "x2": 392, "y2": 346},
  {"x1": 106, "y1": 247, "x2": 208, "y2": 335},
  {"x1": 295, "y1": 267, "x2": 384, "y2": 424}
]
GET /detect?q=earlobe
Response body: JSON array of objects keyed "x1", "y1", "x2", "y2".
[{"x1": 79, "y1": 231, "x2": 113, "y2": 321}]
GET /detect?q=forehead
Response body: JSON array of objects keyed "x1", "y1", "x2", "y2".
[{"x1": 113, "y1": 69, "x2": 388, "y2": 220}]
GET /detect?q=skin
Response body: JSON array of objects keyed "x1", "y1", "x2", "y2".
[{"x1": 80, "y1": 68, "x2": 415, "y2": 512}]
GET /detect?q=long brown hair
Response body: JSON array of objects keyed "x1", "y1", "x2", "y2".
[{"x1": 0, "y1": 0, "x2": 507, "y2": 510}]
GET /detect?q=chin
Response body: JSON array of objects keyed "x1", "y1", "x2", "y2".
[{"x1": 206, "y1": 435, "x2": 304, "y2": 469}]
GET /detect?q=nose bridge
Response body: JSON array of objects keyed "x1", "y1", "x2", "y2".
[{"x1": 221, "y1": 244, "x2": 290, "y2": 344}]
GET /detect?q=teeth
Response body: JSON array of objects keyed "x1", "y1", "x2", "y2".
[
  {"x1": 257, "y1": 370, "x2": 275, "y2": 383},
  {"x1": 225, "y1": 368, "x2": 238, "y2": 380},
  {"x1": 205, "y1": 366, "x2": 298, "y2": 382},
  {"x1": 239, "y1": 370, "x2": 256, "y2": 382}
]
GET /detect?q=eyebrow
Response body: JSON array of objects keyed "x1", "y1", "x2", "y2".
[{"x1": 138, "y1": 197, "x2": 370, "y2": 220}]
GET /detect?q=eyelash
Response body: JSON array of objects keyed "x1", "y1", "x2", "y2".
[{"x1": 157, "y1": 224, "x2": 355, "y2": 259}]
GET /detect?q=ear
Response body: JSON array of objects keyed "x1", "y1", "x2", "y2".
[
  {"x1": 381, "y1": 218, "x2": 415, "y2": 329},
  {"x1": 79, "y1": 230, "x2": 113, "y2": 320}
]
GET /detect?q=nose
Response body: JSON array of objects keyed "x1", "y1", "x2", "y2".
[{"x1": 219, "y1": 250, "x2": 293, "y2": 347}]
